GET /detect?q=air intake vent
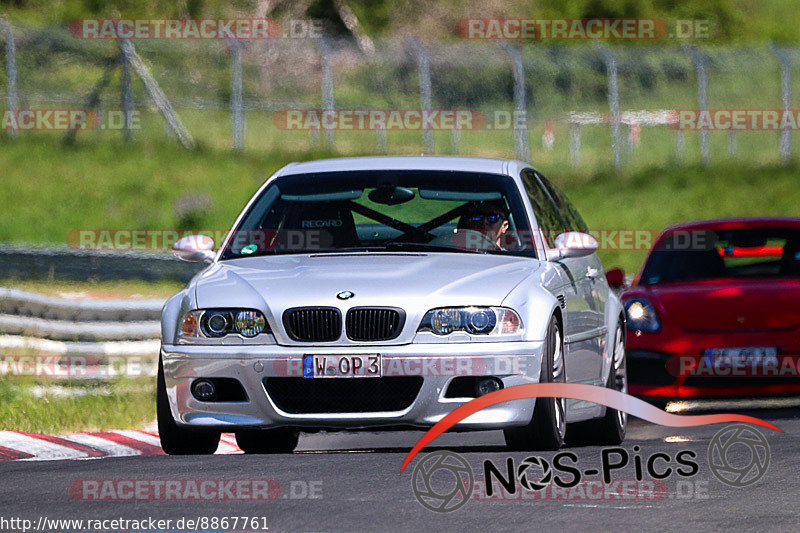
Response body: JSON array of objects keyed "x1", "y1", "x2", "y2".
[
  {"x1": 283, "y1": 307, "x2": 342, "y2": 342},
  {"x1": 556, "y1": 295, "x2": 566, "y2": 309},
  {"x1": 263, "y1": 377, "x2": 423, "y2": 413},
  {"x1": 345, "y1": 307, "x2": 405, "y2": 341}
]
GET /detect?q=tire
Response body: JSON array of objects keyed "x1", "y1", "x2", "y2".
[
  {"x1": 235, "y1": 429, "x2": 299, "y2": 454},
  {"x1": 504, "y1": 316, "x2": 566, "y2": 451},
  {"x1": 157, "y1": 359, "x2": 221, "y2": 455},
  {"x1": 568, "y1": 320, "x2": 627, "y2": 446},
  {"x1": 594, "y1": 320, "x2": 628, "y2": 444}
]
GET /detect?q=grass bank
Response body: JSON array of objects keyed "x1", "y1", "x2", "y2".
[
  {"x1": 0, "y1": 376, "x2": 155, "y2": 433},
  {"x1": 1, "y1": 136, "x2": 798, "y2": 274}
]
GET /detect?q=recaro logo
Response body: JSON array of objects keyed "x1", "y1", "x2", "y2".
[{"x1": 301, "y1": 219, "x2": 343, "y2": 228}]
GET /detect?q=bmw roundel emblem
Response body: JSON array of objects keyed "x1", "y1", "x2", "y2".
[{"x1": 336, "y1": 291, "x2": 355, "y2": 300}]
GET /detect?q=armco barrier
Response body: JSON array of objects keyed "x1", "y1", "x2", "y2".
[
  {"x1": 0, "y1": 314, "x2": 159, "y2": 341},
  {"x1": 0, "y1": 288, "x2": 165, "y2": 322},
  {"x1": 0, "y1": 245, "x2": 202, "y2": 283}
]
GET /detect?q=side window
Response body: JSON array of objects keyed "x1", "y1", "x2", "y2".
[
  {"x1": 538, "y1": 174, "x2": 588, "y2": 233},
  {"x1": 521, "y1": 168, "x2": 565, "y2": 247}
]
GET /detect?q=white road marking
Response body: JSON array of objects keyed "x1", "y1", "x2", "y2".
[
  {"x1": 109, "y1": 429, "x2": 163, "y2": 447},
  {"x1": 0, "y1": 431, "x2": 88, "y2": 461},
  {"x1": 61, "y1": 433, "x2": 141, "y2": 457}
]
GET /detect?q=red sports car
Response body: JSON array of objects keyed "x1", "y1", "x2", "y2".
[{"x1": 615, "y1": 217, "x2": 800, "y2": 400}]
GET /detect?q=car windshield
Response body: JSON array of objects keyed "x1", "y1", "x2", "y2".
[
  {"x1": 640, "y1": 227, "x2": 800, "y2": 284},
  {"x1": 219, "y1": 170, "x2": 536, "y2": 260}
]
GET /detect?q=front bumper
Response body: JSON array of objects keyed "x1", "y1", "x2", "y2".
[
  {"x1": 161, "y1": 341, "x2": 544, "y2": 430},
  {"x1": 628, "y1": 346, "x2": 800, "y2": 399}
]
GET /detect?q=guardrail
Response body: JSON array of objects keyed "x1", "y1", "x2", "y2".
[
  {"x1": 0, "y1": 287, "x2": 165, "y2": 354},
  {"x1": 0, "y1": 244, "x2": 202, "y2": 282},
  {"x1": 0, "y1": 287, "x2": 164, "y2": 322}
]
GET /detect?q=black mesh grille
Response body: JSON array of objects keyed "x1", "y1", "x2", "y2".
[
  {"x1": 263, "y1": 377, "x2": 423, "y2": 413},
  {"x1": 283, "y1": 307, "x2": 342, "y2": 342},
  {"x1": 346, "y1": 307, "x2": 404, "y2": 341}
]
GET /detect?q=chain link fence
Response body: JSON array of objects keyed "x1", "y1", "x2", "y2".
[{"x1": 3, "y1": 19, "x2": 800, "y2": 168}]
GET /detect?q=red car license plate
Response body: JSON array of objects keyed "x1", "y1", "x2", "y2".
[{"x1": 703, "y1": 347, "x2": 779, "y2": 368}]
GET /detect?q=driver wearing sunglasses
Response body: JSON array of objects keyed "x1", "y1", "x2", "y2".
[{"x1": 456, "y1": 201, "x2": 510, "y2": 250}]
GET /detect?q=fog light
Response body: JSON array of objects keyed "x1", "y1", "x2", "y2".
[
  {"x1": 192, "y1": 379, "x2": 216, "y2": 401},
  {"x1": 475, "y1": 377, "x2": 502, "y2": 397}
]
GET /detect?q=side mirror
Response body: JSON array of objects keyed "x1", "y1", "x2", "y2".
[
  {"x1": 605, "y1": 267, "x2": 626, "y2": 289},
  {"x1": 546, "y1": 232, "x2": 598, "y2": 261},
  {"x1": 173, "y1": 234, "x2": 215, "y2": 263}
]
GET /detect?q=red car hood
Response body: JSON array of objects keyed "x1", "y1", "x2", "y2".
[{"x1": 631, "y1": 278, "x2": 800, "y2": 332}]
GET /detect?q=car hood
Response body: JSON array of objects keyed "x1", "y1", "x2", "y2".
[
  {"x1": 193, "y1": 252, "x2": 540, "y2": 342},
  {"x1": 630, "y1": 278, "x2": 800, "y2": 332}
]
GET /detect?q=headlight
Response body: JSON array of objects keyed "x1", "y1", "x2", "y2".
[
  {"x1": 179, "y1": 309, "x2": 270, "y2": 339},
  {"x1": 418, "y1": 307, "x2": 523, "y2": 336},
  {"x1": 624, "y1": 298, "x2": 661, "y2": 333}
]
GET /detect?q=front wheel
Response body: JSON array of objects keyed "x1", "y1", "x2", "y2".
[
  {"x1": 157, "y1": 360, "x2": 220, "y2": 455},
  {"x1": 504, "y1": 316, "x2": 566, "y2": 451}
]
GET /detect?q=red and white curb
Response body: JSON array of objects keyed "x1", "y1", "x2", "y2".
[{"x1": 0, "y1": 429, "x2": 243, "y2": 461}]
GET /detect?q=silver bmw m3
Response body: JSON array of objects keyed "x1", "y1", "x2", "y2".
[{"x1": 159, "y1": 156, "x2": 627, "y2": 454}]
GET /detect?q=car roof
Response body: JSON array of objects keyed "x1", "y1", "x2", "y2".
[
  {"x1": 660, "y1": 217, "x2": 800, "y2": 234},
  {"x1": 275, "y1": 156, "x2": 525, "y2": 176}
]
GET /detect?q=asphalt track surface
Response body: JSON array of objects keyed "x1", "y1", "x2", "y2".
[{"x1": 2, "y1": 401, "x2": 799, "y2": 533}]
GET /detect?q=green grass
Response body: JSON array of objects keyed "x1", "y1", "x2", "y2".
[
  {"x1": 0, "y1": 376, "x2": 156, "y2": 433},
  {"x1": 562, "y1": 163, "x2": 800, "y2": 274},
  {"x1": 4, "y1": 0, "x2": 800, "y2": 43}
]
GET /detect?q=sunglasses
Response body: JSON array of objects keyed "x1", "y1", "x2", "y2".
[{"x1": 469, "y1": 213, "x2": 504, "y2": 224}]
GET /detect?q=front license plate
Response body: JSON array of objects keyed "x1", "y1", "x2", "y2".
[
  {"x1": 703, "y1": 347, "x2": 779, "y2": 367},
  {"x1": 303, "y1": 354, "x2": 381, "y2": 378}
]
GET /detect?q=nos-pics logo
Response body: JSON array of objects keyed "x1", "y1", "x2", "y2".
[{"x1": 411, "y1": 424, "x2": 770, "y2": 512}]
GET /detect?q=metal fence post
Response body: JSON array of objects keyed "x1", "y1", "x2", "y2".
[
  {"x1": 686, "y1": 46, "x2": 709, "y2": 166},
  {"x1": 1, "y1": 17, "x2": 18, "y2": 138},
  {"x1": 376, "y1": 126, "x2": 387, "y2": 153},
  {"x1": 623, "y1": 123, "x2": 633, "y2": 161},
  {"x1": 410, "y1": 38, "x2": 434, "y2": 154},
  {"x1": 319, "y1": 37, "x2": 335, "y2": 150},
  {"x1": 119, "y1": 40, "x2": 133, "y2": 142},
  {"x1": 674, "y1": 130, "x2": 685, "y2": 162},
  {"x1": 727, "y1": 130, "x2": 737, "y2": 159},
  {"x1": 569, "y1": 122, "x2": 581, "y2": 166},
  {"x1": 501, "y1": 43, "x2": 530, "y2": 162},
  {"x1": 450, "y1": 126, "x2": 461, "y2": 155},
  {"x1": 119, "y1": 39, "x2": 195, "y2": 149},
  {"x1": 771, "y1": 43, "x2": 792, "y2": 164},
  {"x1": 597, "y1": 44, "x2": 621, "y2": 168},
  {"x1": 230, "y1": 39, "x2": 244, "y2": 150}
]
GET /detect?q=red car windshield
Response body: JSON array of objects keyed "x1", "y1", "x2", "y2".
[{"x1": 639, "y1": 227, "x2": 800, "y2": 284}]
